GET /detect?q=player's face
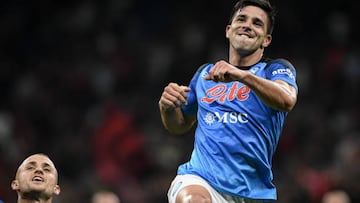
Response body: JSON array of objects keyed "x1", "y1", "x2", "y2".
[
  {"x1": 11, "y1": 154, "x2": 60, "y2": 197},
  {"x1": 226, "y1": 5, "x2": 272, "y2": 56}
]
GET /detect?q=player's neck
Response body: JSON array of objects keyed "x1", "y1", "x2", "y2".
[
  {"x1": 18, "y1": 194, "x2": 52, "y2": 203},
  {"x1": 18, "y1": 199, "x2": 51, "y2": 203},
  {"x1": 18, "y1": 200, "x2": 51, "y2": 203},
  {"x1": 229, "y1": 48, "x2": 263, "y2": 67}
]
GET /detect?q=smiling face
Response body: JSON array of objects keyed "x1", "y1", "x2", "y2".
[
  {"x1": 226, "y1": 5, "x2": 272, "y2": 57},
  {"x1": 11, "y1": 154, "x2": 60, "y2": 199}
]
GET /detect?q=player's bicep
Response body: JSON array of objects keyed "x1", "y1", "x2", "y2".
[
  {"x1": 274, "y1": 79, "x2": 297, "y2": 109},
  {"x1": 274, "y1": 80, "x2": 297, "y2": 96}
]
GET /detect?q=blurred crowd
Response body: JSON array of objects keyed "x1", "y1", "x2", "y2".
[{"x1": 0, "y1": 0, "x2": 359, "y2": 202}]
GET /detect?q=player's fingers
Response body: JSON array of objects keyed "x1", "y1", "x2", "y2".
[
  {"x1": 160, "y1": 91, "x2": 180, "y2": 108},
  {"x1": 205, "y1": 66, "x2": 217, "y2": 81},
  {"x1": 174, "y1": 88, "x2": 188, "y2": 105},
  {"x1": 179, "y1": 86, "x2": 190, "y2": 103},
  {"x1": 212, "y1": 62, "x2": 232, "y2": 82},
  {"x1": 205, "y1": 74, "x2": 219, "y2": 82},
  {"x1": 218, "y1": 68, "x2": 227, "y2": 81},
  {"x1": 164, "y1": 84, "x2": 189, "y2": 105}
]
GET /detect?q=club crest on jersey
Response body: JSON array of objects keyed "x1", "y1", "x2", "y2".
[
  {"x1": 249, "y1": 67, "x2": 259, "y2": 74},
  {"x1": 201, "y1": 82, "x2": 250, "y2": 104}
]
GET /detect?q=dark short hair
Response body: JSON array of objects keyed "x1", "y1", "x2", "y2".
[{"x1": 228, "y1": 0, "x2": 277, "y2": 34}]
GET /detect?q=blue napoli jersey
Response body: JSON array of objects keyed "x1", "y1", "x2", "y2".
[{"x1": 178, "y1": 59, "x2": 298, "y2": 201}]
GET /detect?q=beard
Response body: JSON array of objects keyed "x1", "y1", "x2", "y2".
[
  {"x1": 22, "y1": 190, "x2": 43, "y2": 200},
  {"x1": 234, "y1": 44, "x2": 257, "y2": 57},
  {"x1": 20, "y1": 183, "x2": 52, "y2": 201},
  {"x1": 231, "y1": 38, "x2": 263, "y2": 57}
]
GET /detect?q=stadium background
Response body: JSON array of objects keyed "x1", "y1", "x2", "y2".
[{"x1": 0, "y1": 0, "x2": 359, "y2": 202}]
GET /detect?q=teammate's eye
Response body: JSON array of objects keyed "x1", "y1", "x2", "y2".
[{"x1": 43, "y1": 168, "x2": 51, "y2": 172}]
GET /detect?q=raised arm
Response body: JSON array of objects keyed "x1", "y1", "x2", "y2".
[
  {"x1": 159, "y1": 83, "x2": 197, "y2": 134},
  {"x1": 205, "y1": 60, "x2": 297, "y2": 112},
  {"x1": 240, "y1": 75, "x2": 297, "y2": 112}
]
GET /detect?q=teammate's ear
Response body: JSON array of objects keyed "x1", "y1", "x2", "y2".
[
  {"x1": 11, "y1": 180, "x2": 19, "y2": 190},
  {"x1": 54, "y1": 185, "x2": 61, "y2": 195}
]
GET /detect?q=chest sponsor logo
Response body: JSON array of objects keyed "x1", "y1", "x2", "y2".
[
  {"x1": 201, "y1": 82, "x2": 250, "y2": 104},
  {"x1": 204, "y1": 111, "x2": 249, "y2": 125}
]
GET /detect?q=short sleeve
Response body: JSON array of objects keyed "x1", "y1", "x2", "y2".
[
  {"x1": 181, "y1": 63, "x2": 211, "y2": 115},
  {"x1": 266, "y1": 59, "x2": 298, "y2": 93}
]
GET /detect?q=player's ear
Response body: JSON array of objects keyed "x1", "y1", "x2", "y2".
[
  {"x1": 11, "y1": 180, "x2": 19, "y2": 190},
  {"x1": 262, "y1": 34, "x2": 272, "y2": 48},
  {"x1": 54, "y1": 185, "x2": 61, "y2": 195},
  {"x1": 225, "y1": 25, "x2": 231, "y2": 39}
]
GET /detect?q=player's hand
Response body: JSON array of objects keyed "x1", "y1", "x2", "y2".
[
  {"x1": 159, "y1": 83, "x2": 190, "y2": 110},
  {"x1": 205, "y1": 60, "x2": 242, "y2": 82}
]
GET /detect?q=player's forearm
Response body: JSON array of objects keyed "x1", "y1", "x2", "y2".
[
  {"x1": 241, "y1": 71, "x2": 297, "y2": 112},
  {"x1": 159, "y1": 105, "x2": 195, "y2": 134}
]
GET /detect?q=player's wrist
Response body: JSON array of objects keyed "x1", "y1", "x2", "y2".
[{"x1": 159, "y1": 103, "x2": 175, "y2": 112}]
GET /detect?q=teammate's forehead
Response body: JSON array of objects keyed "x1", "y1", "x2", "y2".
[{"x1": 21, "y1": 154, "x2": 55, "y2": 168}]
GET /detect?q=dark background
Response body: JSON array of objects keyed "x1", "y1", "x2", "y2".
[{"x1": 0, "y1": 0, "x2": 359, "y2": 202}]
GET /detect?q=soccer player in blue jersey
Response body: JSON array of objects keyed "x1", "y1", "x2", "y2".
[{"x1": 159, "y1": 0, "x2": 298, "y2": 202}]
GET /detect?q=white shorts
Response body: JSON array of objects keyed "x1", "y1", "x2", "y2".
[{"x1": 167, "y1": 174, "x2": 264, "y2": 203}]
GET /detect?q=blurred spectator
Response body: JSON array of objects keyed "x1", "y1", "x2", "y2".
[
  {"x1": 92, "y1": 190, "x2": 121, "y2": 203},
  {"x1": 91, "y1": 101, "x2": 151, "y2": 203},
  {"x1": 322, "y1": 190, "x2": 351, "y2": 203}
]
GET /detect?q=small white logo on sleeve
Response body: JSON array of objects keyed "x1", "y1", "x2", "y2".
[{"x1": 272, "y1": 68, "x2": 295, "y2": 80}]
